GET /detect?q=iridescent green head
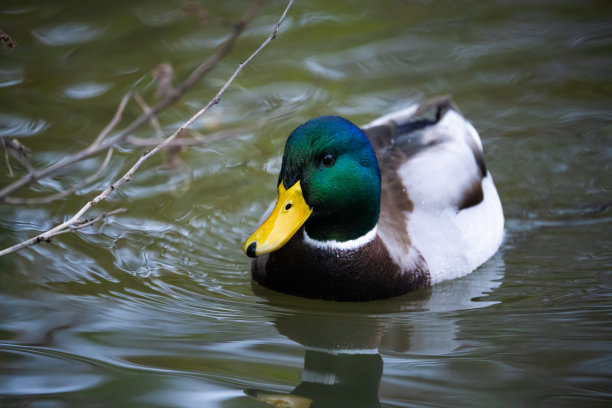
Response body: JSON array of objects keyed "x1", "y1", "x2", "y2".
[
  {"x1": 243, "y1": 116, "x2": 381, "y2": 257},
  {"x1": 280, "y1": 116, "x2": 381, "y2": 241}
]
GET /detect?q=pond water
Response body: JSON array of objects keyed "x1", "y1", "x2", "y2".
[{"x1": 1, "y1": 0, "x2": 611, "y2": 407}]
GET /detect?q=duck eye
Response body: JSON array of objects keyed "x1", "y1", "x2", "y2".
[{"x1": 321, "y1": 153, "x2": 335, "y2": 167}]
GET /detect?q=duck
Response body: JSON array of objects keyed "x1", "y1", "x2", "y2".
[{"x1": 242, "y1": 96, "x2": 504, "y2": 301}]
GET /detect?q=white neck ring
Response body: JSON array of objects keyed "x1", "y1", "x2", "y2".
[{"x1": 303, "y1": 225, "x2": 377, "y2": 251}]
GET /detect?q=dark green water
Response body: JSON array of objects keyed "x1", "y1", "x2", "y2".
[{"x1": 1, "y1": 1, "x2": 611, "y2": 407}]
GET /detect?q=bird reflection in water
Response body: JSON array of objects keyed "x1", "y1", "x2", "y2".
[{"x1": 245, "y1": 254, "x2": 504, "y2": 407}]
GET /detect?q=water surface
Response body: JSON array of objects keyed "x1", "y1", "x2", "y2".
[{"x1": 1, "y1": 0, "x2": 611, "y2": 407}]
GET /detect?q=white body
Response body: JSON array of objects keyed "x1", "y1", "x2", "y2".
[{"x1": 363, "y1": 105, "x2": 504, "y2": 284}]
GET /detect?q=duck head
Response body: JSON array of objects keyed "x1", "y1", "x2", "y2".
[{"x1": 243, "y1": 116, "x2": 381, "y2": 258}]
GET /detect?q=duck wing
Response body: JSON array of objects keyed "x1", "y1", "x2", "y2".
[
  {"x1": 361, "y1": 96, "x2": 504, "y2": 283},
  {"x1": 362, "y1": 95, "x2": 486, "y2": 212}
]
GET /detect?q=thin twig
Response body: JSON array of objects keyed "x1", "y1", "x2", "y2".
[
  {"x1": 1, "y1": 137, "x2": 14, "y2": 177},
  {"x1": 0, "y1": 90, "x2": 131, "y2": 200},
  {"x1": 133, "y1": 92, "x2": 164, "y2": 140},
  {"x1": 3, "y1": 208, "x2": 126, "y2": 253},
  {"x1": 0, "y1": 137, "x2": 34, "y2": 174},
  {"x1": 1, "y1": 88, "x2": 130, "y2": 204},
  {"x1": 125, "y1": 110, "x2": 295, "y2": 148},
  {"x1": 31, "y1": 208, "x2": 127, "y2": 249},
  {"x1": 92, "y1": 91, "x2": 133, "y2": 146},
  {"x1": 4, "y1": 148, "x2": 114, "y2": 205},
  {"x1": 0, "y1": 0, "x2": 294, "y2": 258},
  {"x1": 68, "y1": 208, "x2": 126, "y2": 231},
  {"x1": 0, "y1": 0, "x2": 266, "y2": 202}
]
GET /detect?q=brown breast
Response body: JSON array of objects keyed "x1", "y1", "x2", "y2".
[{"x1": 251, "y1": 228, "x2": 430, "y2": 301}]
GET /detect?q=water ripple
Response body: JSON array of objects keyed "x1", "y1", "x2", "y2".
[
  {"x1": 133, "y1": 4, "x2": 183, "y2": 27},
  {"x1": 63, "y1": 81, "x2": 112, "y2": 99},
  {"x1": 32, "y1": 23, "x2": 105, "y2": 46},
  {"x1": 0, "y1": 346, "x2": 106, "y2": 396},
  {"x1": 0, "y1": 113, "x2": 49, "y2": 137},
  {"x1": 2, "y1": 1, "x2": 611, "y2": 405},
  {"x1": 0, "y1": 68, "x2": 24, "y2": 88}
]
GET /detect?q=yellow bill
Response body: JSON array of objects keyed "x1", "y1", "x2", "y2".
[{"x1": 243, "y1": 181, "x2": 312, "y2": 258}]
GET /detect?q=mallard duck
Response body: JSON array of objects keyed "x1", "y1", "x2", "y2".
[{"x1": 243, "y1": 96, "x2": 504, "y2": 301}]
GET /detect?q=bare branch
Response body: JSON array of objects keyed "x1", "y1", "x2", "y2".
[
  {"x1": 1, "y1": 88, "x2": 131, "y2": 205},
  {"x1": 0, "y1": 208, "x2": 126, "y2": 255},
  {"x1": 93, "y1": 91, "x2": 133, "y2": 146},
  {"x1": 68, "y1": 208, "x2": 127, "y2": 231},
  {"x1": 0, "y1": 0, "x2": 295, "y2": 258},
  {"x1": 0, "y1": 90, "x2": 131, "y2": 200},
  {"x1": 133, "y1": 92, "x2": 164, "y2": 141},
  {"x1": 1, "y1": 137, "x2": 14, "y2": 177},
  {"x1": 0, "y1": 0, "x2": 267, "y2": 202},
  {"x1": 0, "y1": 137, "x2": 33, "y2": 175},
  {"x1": 4, "y1": 148, "x2": 114, "y2": 205},
  {"x1": 152, "y1": 62, "x2": 175, "y2": 100}
]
